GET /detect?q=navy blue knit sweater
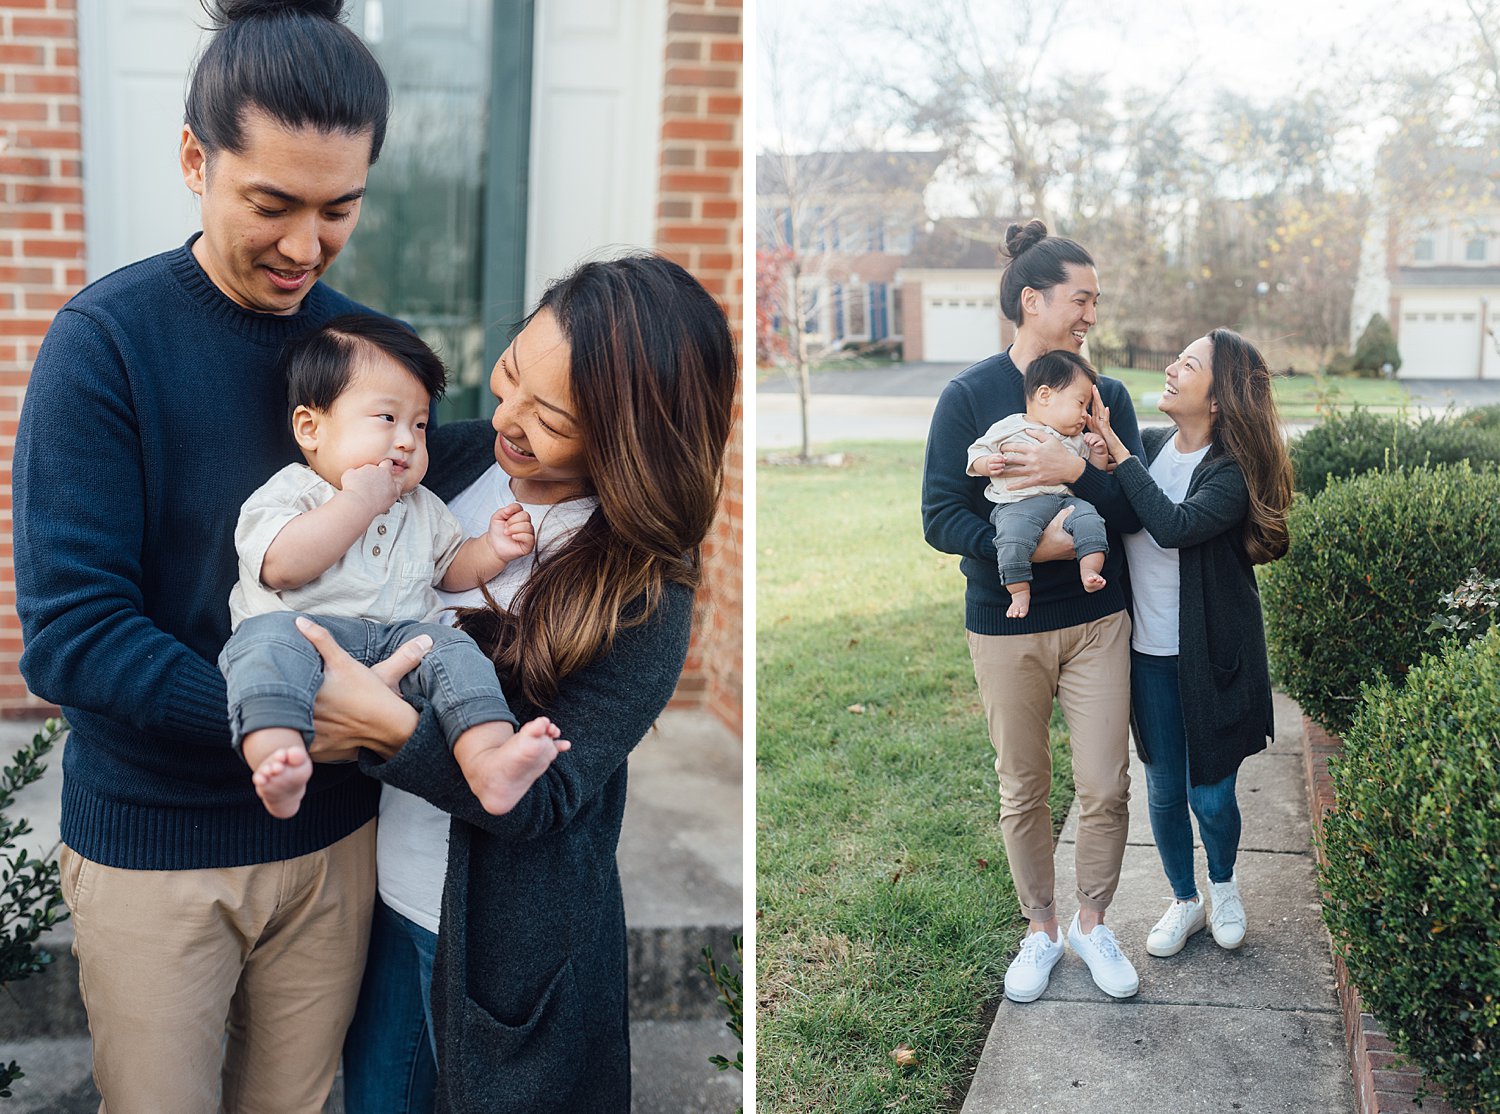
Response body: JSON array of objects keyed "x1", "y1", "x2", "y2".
[
  {"x1": 921, "y1": 347, "x2": 1145, "y2": 634},
  {"x1": 14, "y1": 237, "x2": 381, "y2": 869}
]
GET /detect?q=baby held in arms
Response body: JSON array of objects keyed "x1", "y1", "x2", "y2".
[
  {"x1": 219, "y1": 316, "x2": 568, "y2": 819},
  {"x1": 967, "y1": 350, "x2": 1110, "y2": 619}
]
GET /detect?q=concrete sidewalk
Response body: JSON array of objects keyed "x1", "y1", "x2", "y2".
[
  {"x1": 0, "y1": 709, "x2": 744, "y2": 1114},
  {"x1": 961, "y1": 692, "x2": 1353, "y2": 1114}
]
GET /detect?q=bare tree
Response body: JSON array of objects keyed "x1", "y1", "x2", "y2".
[{"x1": 758, "y1": 17, "x2": 918, "y2": 461}]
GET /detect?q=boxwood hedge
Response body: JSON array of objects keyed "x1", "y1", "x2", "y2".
[
  {"x1": 1320, "y1": 628, "x2": 1500, "y2": 1110},
  {"x1": 1290, "y1": 406, "x2": 1500, "y2": 496},
  {"x1": 1262, "y1": 463, "x2": 1500, "y2": 734}
]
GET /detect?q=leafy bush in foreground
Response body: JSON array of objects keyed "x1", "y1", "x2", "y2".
[
  {"x1": 1320, "y1": 628, "x2": 1500, "y2": 1111},
  {"x1": 1262, "y1": 464, "x2": 1500, "y2": 733}
]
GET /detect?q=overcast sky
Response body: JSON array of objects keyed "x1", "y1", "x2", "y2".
[{"x1": 756, "y1": 0, "x2": 1486, "y2": 162}]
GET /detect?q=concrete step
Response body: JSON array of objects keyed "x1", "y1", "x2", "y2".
[
  {"x1": 0, "y1": 708, "x2": 742, "y2": 1040},
  {"x1": 0, "y1": 1021, "x2": 744, "y2": 1113}
]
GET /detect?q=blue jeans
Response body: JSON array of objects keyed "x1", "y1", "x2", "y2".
[
  {"x1": 341, "y1": 897, "x2": 438, "y2": 1114},
  {"x1": 1131, "y1": 650, "x2": 1241, "y2": 900},
  {"x1": 990, "y1": 494, "x2": 1108, "y2": 586},
  {"x1": 220, "y1": 611, "x2": 512, "y2": 754}
]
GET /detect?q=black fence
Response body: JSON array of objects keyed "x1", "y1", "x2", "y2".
[{"x1": 1088, "y1": 342, "x2": 1178, "y2": 372}]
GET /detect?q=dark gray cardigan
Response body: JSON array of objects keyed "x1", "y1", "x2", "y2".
[
  {"x1": 362, "y1": 420, "x2": 693, "y2": 1114},
  {"x1": 1115, "y1": 427, "x2": 1273, "y2": 786}
]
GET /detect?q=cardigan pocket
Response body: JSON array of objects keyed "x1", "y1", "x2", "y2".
[
  {"x1": 455, "y1": 957, "x2": 581, "y2": 1104},
  {"x1": 1207, "y1": 648, "x2": 1252, "y2": 731}
]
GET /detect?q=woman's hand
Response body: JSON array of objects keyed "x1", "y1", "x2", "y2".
[
  {"x1": 1087, "y1": 386, "x2": 1131, "y2": 465},
  {"x1": 1003, "y1": 432, "x2": 1087, "y2": 490},
  {"x1": 1031, "y1": 506, "x2": 1078, "y2": 562},
  {"x1": 300, "y1": 616, "x2": 428, "y2": 763}
]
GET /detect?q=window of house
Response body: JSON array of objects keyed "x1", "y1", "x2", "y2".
[
  {"x1": 1467, "y1": 237, "x2": 1488, "y2": 262},
  {"x1": 1414, "y1": 236, "x2": 1436, "y2": 262},
  {"x1": 891, "y1": 287, "x2": 904, "y2": 335}
]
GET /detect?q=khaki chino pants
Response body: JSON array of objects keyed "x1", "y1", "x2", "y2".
[
  {"x1": 60, "y1": 820, "x2": 376, "y2": 1114},
  {"x1": 968, "y1": 610, "x2": 1132, "y2": 921}
]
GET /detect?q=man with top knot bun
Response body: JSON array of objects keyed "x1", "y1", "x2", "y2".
[
  {"x1": 14, "y1": 2, "x2": 400, "y2": 1107},
  {"x1": 923, "y1": 220, "x2": 1148, "y2": 1007}
]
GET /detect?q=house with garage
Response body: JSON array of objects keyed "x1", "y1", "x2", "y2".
[
  {"x1": 1350, "y1": 148, "x2": 1500, "y2": 380},
  {"x1": 896, "y1": 217, "x2": 1015, "y2": 364},
  {"x1": 756, "y1": 149, "x2": 942, "y2": 357}
]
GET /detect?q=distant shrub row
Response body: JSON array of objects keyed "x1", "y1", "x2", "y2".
[{"x1": 1290, "y1": 403, "x2": 1500, "y2": 496}]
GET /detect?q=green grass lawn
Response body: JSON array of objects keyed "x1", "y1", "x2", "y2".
[
  {"x1": 756, "y1": 441, "x2": 1075, "y2": 1112},
  {"x1": 1102, "y1": 367, "x2": 1408, "y2": 420}
]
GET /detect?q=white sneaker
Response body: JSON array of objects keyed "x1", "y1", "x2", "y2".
[
  {"x1": 1068, "y1": 913, "x2": 1139, "y2": 998},
  {"x1": 1146, "y1": 896, "x2": 1206, "y2": 957},
  {"x1": 1208, "y1": 875, "x2": 1247, "y2": 949},
  {"x1": 1003, "y1": 928, "x2": 1065, "y2": 1003}
]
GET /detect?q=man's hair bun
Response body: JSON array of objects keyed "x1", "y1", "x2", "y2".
[{"x1": 1004, "y1": 219, "x2": 1049, "y2": 260}]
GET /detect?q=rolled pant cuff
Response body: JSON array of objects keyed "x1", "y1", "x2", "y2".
[
  {"x1": 232, "y1": 693, "x2": 315, "y2": 754},
  {"x1": 1020, "y1": 899, "x2": 1056, "y2": 922},
  {"x1": 1075, "y1": 890, "x2": 1113, "y2": 915},
  {"x1": 998, "y1": 563, "x2": 1035, "y2": 587},
  {"x1": 439, "y1": 695, "x2": 516, "y2": 751}
]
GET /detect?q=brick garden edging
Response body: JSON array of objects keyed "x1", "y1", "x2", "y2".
[{"x1": 1302, "y1": 715, "x2": 1462, "y2": 1114}]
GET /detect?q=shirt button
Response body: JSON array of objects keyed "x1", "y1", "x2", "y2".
[
  {"x1": 377, "y1": 525, "x2": 387, "y2": 535},
  {"x1": 372, "y1": 545, "x2": 382, "y2": 556}
]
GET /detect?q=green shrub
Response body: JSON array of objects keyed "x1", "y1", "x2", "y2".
[
  {"x1": 0, "y1": 718, "x2": 69, "y2": 1097},
  {"x1": 1319, "y1": 628, "x2": 1500, "y2": 1110},
  {"x1": 1323, "y1": 350, "x2": 1357, "y2": 376},
  {"x1": 1352, "y1": 312, "x2": 1401, "y2": 375},
  {"x1": 1262, "y1": 464, "x2": 1500, "y2": 734},
  {"x1": 1290, "y1": 405, "x2": 1500, "y2": 496},
  {"x1": 1464, "y1": 404, "x2": 1500, "y2": 432}
]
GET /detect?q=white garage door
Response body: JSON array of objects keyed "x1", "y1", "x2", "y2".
[
  {"x1": 1399, "y1": 310, "x2": 1481, "y2": 379},
  {"x1": 924, "y1": 296, "x2": 1001, "y2": 363}
]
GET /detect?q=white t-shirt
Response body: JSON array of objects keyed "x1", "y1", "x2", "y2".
[
  {"x1": 1121, "y1": 436, "x2": 1211, "y2": 656},
  {"x1": 376, "y1": 464, "x2": 598, "y2": 933}
]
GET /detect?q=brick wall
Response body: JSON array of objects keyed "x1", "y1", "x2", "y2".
[
  {"x1": 656, "y1": 0, "x2": 743, "y2": 735},
  {"x1": 901, "y1": 279, "x2": 924, "y2": 360},
  {"x1": 0, "y1": 0, "x2": 81, "y2": 717}
]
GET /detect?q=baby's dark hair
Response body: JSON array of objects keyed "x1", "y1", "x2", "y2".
[
  {"x1": 1024, "y1": 349, "x2": 1098, "y2": 400},
  {"x1": 281, "y1": 315, "x2": 446, "y2": 420}
]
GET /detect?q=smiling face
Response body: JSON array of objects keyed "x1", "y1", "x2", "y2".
[
  {"x1": 1028, "y1": 368, "x2": 1096, "y2": 437},
  {"x1": 181, "y1": 107, "x2": 372, "y2": 316},
  {"x1": 1159, "y1": 336, "x2": 1216, "y2": 421},
  {"x1": 488, "y1": 309, "x2": 592, "y2": 502},
  {"x1": 293, "y1": 347, "x2": 431, "y2": 493},
  {"x1": 1023, "y1": 263, "x2": 1101, "y2": 352}
]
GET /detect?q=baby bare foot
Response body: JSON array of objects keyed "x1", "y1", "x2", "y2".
[
  {"x1": 1006, "y1": 588, "x2": 1032, "y2": 619},
  {"x1": 1082, "y1": 571, "x2": 1107, "y2": 593},
  {"x1": 1079, "y1": 553, "x2": 1107, "y2": 594},
  {"x1": 251, "y1": 745, "x2": 313, "y2": 819},
  {"x1": 455, "y1": 717, "x2": 571, "y2": 816}
]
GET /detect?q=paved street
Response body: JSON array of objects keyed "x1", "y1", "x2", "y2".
[{"x1": 757, "y1": 366, "x2": 1500, "y2": 451}]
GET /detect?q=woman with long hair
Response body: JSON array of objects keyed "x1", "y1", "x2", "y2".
[
  {"x1": 302, "y1": 253, "x2": 738, "y2": 1113},
  {"x1": 1087, "y1": 328, "x2": 1293, "y2": 959}
]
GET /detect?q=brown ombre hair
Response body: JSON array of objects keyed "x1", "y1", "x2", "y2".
[
  {"x1": 1206, "y1": 328, "x2": 1293, "y2": 564},
  {"x1": 461, "y1": 254, "x2": 738, "y2": 705}
]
